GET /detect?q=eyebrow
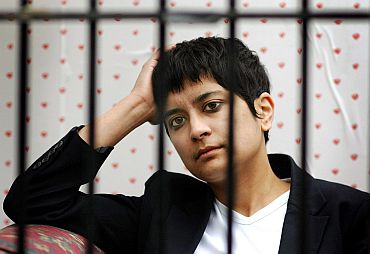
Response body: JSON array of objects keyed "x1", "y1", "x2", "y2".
[
  {"x1": 164, "y1": 90, "x2": 224, "y2": 120},
  {"x1": 192, "y1": 90, "x2": 223, "y2": 104}
]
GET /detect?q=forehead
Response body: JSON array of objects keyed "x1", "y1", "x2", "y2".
[{"x1": 166, "y1": 78, "x2": 228, "y2": 108}]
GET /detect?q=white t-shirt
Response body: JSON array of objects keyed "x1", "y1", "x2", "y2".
[{"x1": 194, "y1": 190, "x2": 290, "y2": 254}]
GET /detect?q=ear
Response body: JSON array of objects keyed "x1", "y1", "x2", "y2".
[{"x1": 254, "y1": 92, "x2": 274, "y2": 132}]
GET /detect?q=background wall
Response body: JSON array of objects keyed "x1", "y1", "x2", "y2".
[{"x1": 0, "y1": 0, "x2": 369, "y2": 227}]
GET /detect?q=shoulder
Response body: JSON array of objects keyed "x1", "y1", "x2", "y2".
[
  {"x1": 313, "y1": 178, "x2": 370, "y2": 219},
  {"x1": 313, "y1": 179, "x2": 370, "y2": 252},
  {"x1": 143, "y1": 170, "x2": 213, "y2": 202},
  {"x1": 145, "y1": 170, "x2": 208, "y2": 191},
  {"x1": 272, "y1": 153, "x2": 370, "y2": 211},
  {"x1": 290, "y1": 171, "x2": 370, "y2": 247}
]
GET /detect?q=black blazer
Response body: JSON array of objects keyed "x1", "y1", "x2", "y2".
[{"x1": 4, "y1": 127, "x2": 370, "y2": 254}]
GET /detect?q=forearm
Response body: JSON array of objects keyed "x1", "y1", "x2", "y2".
[
  {"x1": 3, "y1": 127, "x2": 112, "y2": 223},
  {"x1": 78, "y1": 94, "x2": 154, "y2": 148}
]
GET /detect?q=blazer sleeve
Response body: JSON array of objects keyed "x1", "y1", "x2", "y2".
[{"x1": 3, "y1": 127, "x2": 143, "y2": 253}]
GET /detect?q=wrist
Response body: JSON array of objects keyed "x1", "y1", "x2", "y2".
[{"x1": 126, "y1": 93, "x2": 155, "y2": 123}]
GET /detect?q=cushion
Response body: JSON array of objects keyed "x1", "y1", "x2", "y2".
[{"x1": 0, "y1": 224, "x2": 105, "y2": 253}]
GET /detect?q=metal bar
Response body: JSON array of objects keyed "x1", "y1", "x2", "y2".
[
  {"x1": 368, "y1": 10, "x2": 370, "y2": 219},
  {"x1": 300, "y1": 0, "x2": 309, "y2": 253},
  {"x1": 1, "y1": 11, "x2": 369, "y2": 21},
  {"x1": 227, "y1": 1, "x2": 236, "y2": 253},
  {"x1": 16, "y1": 0, "x2": 29, "y2": 253},
  {"x1": 158, "y1": 1, "x2": 167, "y2": 253},
  {"x1": 7, "y1": 1, "x2": 369, "y2": 254},
  {"x1": 86, "y1": 1, "x2": 97, "y2": 254}
]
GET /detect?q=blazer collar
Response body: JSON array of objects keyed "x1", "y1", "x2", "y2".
[
  {"x1": 268, "y1": 154, "x2": 330, "y2": 254},
  {"x1": 163, "y1": 154, "x2": 329, "y2": 254}
]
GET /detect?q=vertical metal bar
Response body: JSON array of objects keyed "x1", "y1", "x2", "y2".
[
  {"x1": 158, "y1": 0, "x2": 167, "y2": 253},
  {"x1": 227, "y1": 2, "x2": 236, "y2": 254},
  {"x1": 17, "y1": 1, "x2": 29, "y2": 254},
  {"x1": 368, "y1": 13, "x2": 370, "y2": 199},
  {"x1": 300, "y1": 0, "x2": 309, "y2": 253},
  {"x1": 87, "y1": 1, "x2": 97, "y2": 254}
]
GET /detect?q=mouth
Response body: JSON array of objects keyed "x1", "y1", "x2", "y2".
[{"x1": 196, "y1": 146, "x2": 223, "y2": 160}]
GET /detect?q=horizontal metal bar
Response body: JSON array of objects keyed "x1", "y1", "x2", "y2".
[{"x1": 0, "y1": 11, "x2": 369, "y2": 22}]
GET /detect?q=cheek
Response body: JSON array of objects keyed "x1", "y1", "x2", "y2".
[
  {"x1": 234, "y1": 113, "x2": 261, "y2": 145},
  {"x1": 209, "y1": 112, "x2": 230, "y2": 138},
  {"x1": 170, "y1": 135, "x2": 193, "y2": 162}
]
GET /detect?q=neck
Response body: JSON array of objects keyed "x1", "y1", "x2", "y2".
[{"x1": 210, "y1": 153, "x2": 290, "y2": 217}]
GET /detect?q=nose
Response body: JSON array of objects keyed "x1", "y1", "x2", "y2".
[{"x1": 190, "y1": 116, "x2": 211, "y2": 142}]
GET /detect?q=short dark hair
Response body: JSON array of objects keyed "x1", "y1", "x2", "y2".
[{"x1": 152, "y1": 36, "x2": 271, "y2": 142}]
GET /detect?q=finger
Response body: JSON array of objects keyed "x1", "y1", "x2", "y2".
[
  {"x1": 165, "y1": 44, "x2": 176, "y2": 51},
  {"x1": 146, "y1": 44, "x2": 176, "y2": 67},
  {"x1": 152, "y1": 44, "x2": 176, "y2": 57},
  {"x1": 152, "y1": 44, "x2": 176, "y2": 52}
]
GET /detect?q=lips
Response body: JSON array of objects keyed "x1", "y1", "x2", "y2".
[{"x1": 196, "y1": 146, "x2": 222, "y2": 160}]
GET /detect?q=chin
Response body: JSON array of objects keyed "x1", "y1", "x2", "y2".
[{"x1": 191, "y1": 160, "x2": 227, "y2": 183}]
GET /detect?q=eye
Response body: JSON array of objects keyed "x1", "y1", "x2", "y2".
[
  {"x1": 204, "y1": 101, "x2": 222, "y2": 112},
  {"x1": 169, "y1": 116, "x2": 186, "y2": 128}
]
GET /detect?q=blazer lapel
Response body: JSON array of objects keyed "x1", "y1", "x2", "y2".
[
  {"x1": 270, "y1": 154, "x2": 329, "y2": 254},
  {"x1": 278, "y1": 203, "x2": 329, "y2": 254},
  {"x1": 165, "y1": 185, "x2": 214, "y2": 254}
]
